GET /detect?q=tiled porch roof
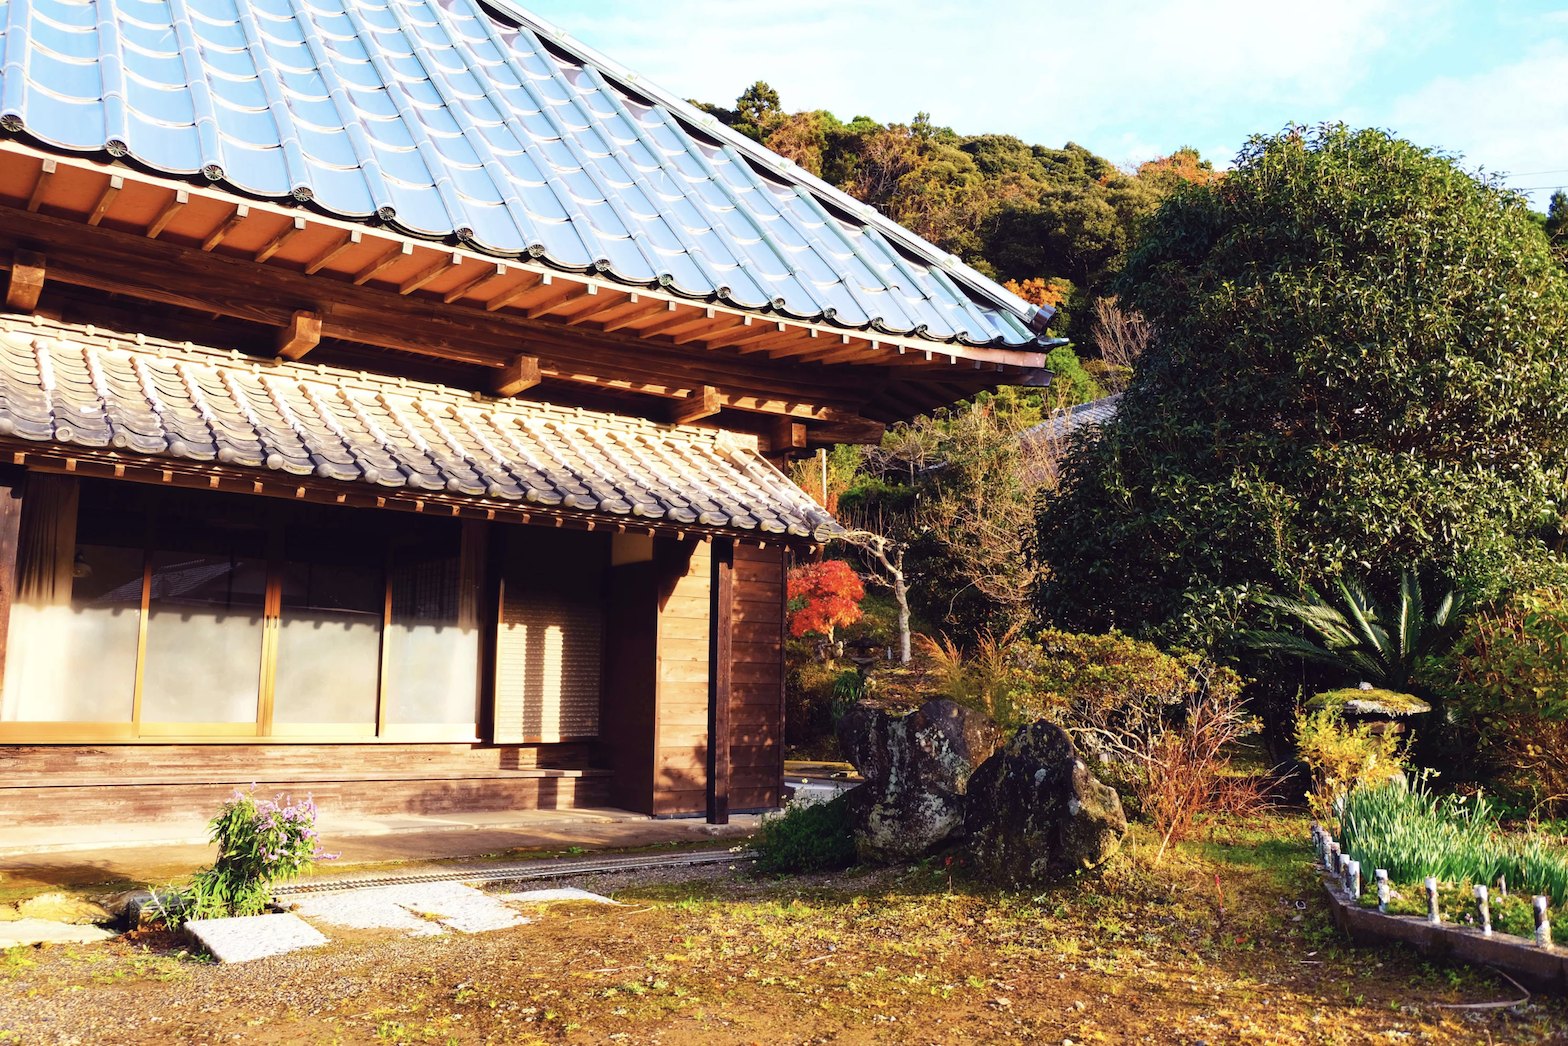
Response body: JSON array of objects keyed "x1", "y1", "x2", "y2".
[{"x1": 0, "y1": 314, "x2": 841, "y2": 540}]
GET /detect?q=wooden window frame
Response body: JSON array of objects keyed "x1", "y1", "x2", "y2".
[{"x1": 0, "y1": 477, "x2": 483, "y2": 744}]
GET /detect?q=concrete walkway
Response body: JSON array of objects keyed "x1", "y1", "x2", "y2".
[{"x1": 0, "y1": 808, "x2": 760, "y2": 898}]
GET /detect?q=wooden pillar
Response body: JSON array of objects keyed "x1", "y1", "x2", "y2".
[
  {"x1": 707, "y1": 536, "x2": 735, "y2": 824},
  {"x1": 0, "y1": 467, "x2": 23, "y2": 694},
  {"x1": 778, "y1": 545, "x2": 791, "y2": 808}
]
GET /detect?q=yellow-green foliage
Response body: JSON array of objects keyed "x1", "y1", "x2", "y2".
[{"x1": 1293, "y1": 707, "x2": 1407, "y2": 829}]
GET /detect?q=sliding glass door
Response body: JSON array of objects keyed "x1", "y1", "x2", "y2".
[{"x1": 0, "y1": 475, "x2": 481, "y2": 742}]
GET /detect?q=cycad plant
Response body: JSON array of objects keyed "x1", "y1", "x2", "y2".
[{"x1": 1237, "y1": 568, "x2": 1462, "y2": 691}]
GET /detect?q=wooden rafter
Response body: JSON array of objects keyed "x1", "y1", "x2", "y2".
[
  {"x1": 442, "y1": 262, "x2": 507, "y2": 304},
  {"x1": 353, "y1": 240, "x2": 413, "y2": 285},
  {"x1": 398, "y1": 251, "x2": 461, "y2": 295},
  {"x1": 25, "y1": 159, "x2": 56, "y2": 212},
  {"x1": 144, "y1": 189, "x2": 188, "y2": 239},
  {"x1": 201, "y1": 204, "x2": 250, "y2": 252},
  {"x1": 565, "y1": 291, "x2": 637, "y2": 327},
  {"x1": 483, "y1": 271, "x2": 546, "y2": 312},
  {"x1": 305, "y1": 229, "x2": 362, "y2": 275},
  {"x1": 254, "y1": 215, "x2": 307, "y2": 263}
]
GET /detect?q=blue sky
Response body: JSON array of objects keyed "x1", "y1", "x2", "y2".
[{"x1": 513, "y1": 0, "x2": 1568, "y2": 211}]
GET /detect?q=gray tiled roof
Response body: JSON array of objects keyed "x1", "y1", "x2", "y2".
[
  {"x1": 0, "y1": 0, "x2": 1043, "y2": 347},
  {"x1": 0, "y1": 314, "x2": 842, "y2": 540},
  {"x1": 1022, "y1": 393, "x2": 1122, "y2": 443}
]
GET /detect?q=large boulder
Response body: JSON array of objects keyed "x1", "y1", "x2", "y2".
[
  {"x1": 964, "y1": 721, "x2": 1127, "y2": 885},
  {"x1": 836, "y1": 699, "x2": 1004, "y2": 862}
]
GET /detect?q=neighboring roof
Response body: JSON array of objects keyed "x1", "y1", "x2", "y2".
[
  {"x1": 1022, "y1": 393, "x2": 1122, "y2": 443},
  {"x1": 0, "y1": 313, "x2": 842, "y2": 540},
  {"x1": 0, "y1": 0, "x2": 1045, "y2": 348}
]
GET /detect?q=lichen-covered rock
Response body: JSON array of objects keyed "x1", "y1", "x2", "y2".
[
  {"x1": 964, "y1": 722, "x2": 1127, "y2": 885},
  {"x1": 835, "y1": 699, "x2": 1004, "y2": 863}
]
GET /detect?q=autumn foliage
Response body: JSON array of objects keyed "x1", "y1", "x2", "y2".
[
  {"x1": 787, "y1": 560, "x2": 865, "y2": 639},
  {"x1": 1003, "y1": 278, "x2": 1070, "y2": 309}
]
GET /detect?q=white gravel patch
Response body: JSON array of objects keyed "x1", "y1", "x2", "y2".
[
  {"x1": 292, "y1": 882, "x2": 529, "y2": 937},
  {"x1": 495, "y1": 887, "x2": 617, "y2": 905}
]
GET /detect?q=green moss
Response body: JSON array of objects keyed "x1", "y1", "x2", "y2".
[{"x1": 1306, "y1": 688, "x2": 1431, "y2": 716}]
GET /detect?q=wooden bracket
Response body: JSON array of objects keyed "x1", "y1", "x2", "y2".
[
  {"x1": 491, "y1": 354, "x2": 541, "y2": 397},
  {"x1": 5, "y1": 250, "x2": 45, "y2": 313},
  {"x1": 670, "y1": 385, "x2": 721, "y2": 425},
  {"x1": 276, "y1": 309, "x2": 322, "y2": 360}
]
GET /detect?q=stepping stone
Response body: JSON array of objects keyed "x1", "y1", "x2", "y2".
[
  {"x1": 0, "y1": 919, "x2": 115, "y2": 949},
  {"x1": 186, "y1": 913, "x2": 328, "y2": 964}
]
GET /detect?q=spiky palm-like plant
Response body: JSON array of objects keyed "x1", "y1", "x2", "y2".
[{"x1": 1237, "y1": 569, "x2": 1463, "y2": 691}]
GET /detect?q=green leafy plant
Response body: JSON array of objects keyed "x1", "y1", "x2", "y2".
[
  {"x1": 1339, "y1": 778, "x2": 1568, "y2": 906},
  {"x1": 751, "y1": 793, "x2": 857, "y2": 875},
  {"x1": 152, "y1": 788, "x2": 337, "y2": 926},
  {"x1": 1432, "y1": 587, "x2": 1568, "y2": 813},
  {"x1": 1294, "y1": 706, "x2": 1408, "y2": 829},
  {"x1": 1239, "y1": 568, "x2": 1462, "y2": 692},
  {"x1": 1034, "y1": 123, "x2": 1568, "y2": 637}
]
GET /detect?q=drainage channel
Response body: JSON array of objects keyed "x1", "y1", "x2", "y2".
[{"x1": 274, "y1": 848, "x2": 752, "y2": 897}]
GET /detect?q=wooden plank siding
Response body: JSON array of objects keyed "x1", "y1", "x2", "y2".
[
  {"x1": 653, "y1": 539, "x2": 711, "y2": 815},
  {"x1": 731, "y1": 543, "x2": 785, "y2": 812}
]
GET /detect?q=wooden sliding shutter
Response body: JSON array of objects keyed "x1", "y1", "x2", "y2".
[{"x1": 492, "y1": 527, "x2": 610, "y2": 744}]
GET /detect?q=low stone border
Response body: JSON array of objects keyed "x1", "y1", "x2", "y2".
[{"x1": 1319, "y1": 872, "x2": 1567, "y2": 994}]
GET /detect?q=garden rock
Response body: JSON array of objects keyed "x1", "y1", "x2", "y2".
[
  {"x1": 964, "y1": 722, "x2": 1127, "y2": 885},
  {"x1": 835, "y1": 699, "x2": 1004, "y2": 862}
]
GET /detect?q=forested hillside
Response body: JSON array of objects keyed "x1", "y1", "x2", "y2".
[{"x1": 692, "y1": 81, "x2": 1219, "y2": 353}]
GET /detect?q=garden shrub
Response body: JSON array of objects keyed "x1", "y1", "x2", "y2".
[
  {"x1": 1293, "y1": 707, "x2": 1407, "y2": 828},
  {"x1": 153, "y1": 788, "x2": 336, "y2": 926},
  {"x1": 1435, "y1": 587, "x2": 1568, "y2": 813},
  {"x1": 752, "y1": 793, "x2": 857, "y2": 875}
]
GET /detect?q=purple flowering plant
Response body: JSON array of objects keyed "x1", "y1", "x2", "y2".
[{"x1": 156, "y1": 785, "x2": 338, "y2": 925}]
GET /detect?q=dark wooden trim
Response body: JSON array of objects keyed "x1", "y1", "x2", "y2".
[
  {"x1": 492, "y1": 354, "x2": 541, "y2": 397},
  {"x1": 707, "y1": 536, "x2": 735, "y2": 824},
  {"x1": 275, "y1": 309, "x2": 321, "y2": 360},
  {"x1": 778, "y1": 545, "x2": 791, "y2": 806},
  {"x1": 671, "y1": 385, "x2": 720, "y2": 425},
  {"x1": 477, "y1": 521, "x2": 505, "y2": 745},
  {"x1": 0, "y1": 467, "x2": 24, "y2": 696}
]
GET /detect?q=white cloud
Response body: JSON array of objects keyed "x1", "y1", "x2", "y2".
[
  {"x1": 1385, "y1": 43, "x2": 1568, "y2": 208},
  {"x1": 518, "y1": 0, "x2": 1563, "y2": 197}
]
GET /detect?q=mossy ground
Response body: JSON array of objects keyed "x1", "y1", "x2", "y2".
[{"x1": 3, "y1": 813, "x2": 1566, "y2": 1044}]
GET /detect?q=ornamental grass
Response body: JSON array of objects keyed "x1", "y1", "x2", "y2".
[{"x1": 1339, "y1": 779, "x2": 1568, "y2": 907}]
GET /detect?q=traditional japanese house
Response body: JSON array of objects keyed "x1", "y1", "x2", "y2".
[{"x1": 0, "y1": 0, "x2": 1059, "y2": 834}]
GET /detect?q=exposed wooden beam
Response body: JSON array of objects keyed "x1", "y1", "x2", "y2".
[
  {"x1": 525, "y1": 281, "x2": 592, "y2": 319},
  {"x1": 565, "y1": 291, "x2": 637, "y2": 327},
  {"x1": 275, "y1": 309, "x2": 322, "y2": 360},
  {"x1": 483, "y1": 271, "x2": 546, "y2": 312},
  {"x1": 305, "y1": 228, "x2": 362, "y2": 274},
  {"x1": 399, "y1": 251, "x2": 461, "y2": 295},
  {"x1": 636, "y1": 306, "x2": 711, "y2": 341},
  {"x1": 700, "y1": 319, "x2": 779, "y2": 350},
  {"x1": 26, "y1": 159, "x2": 56, "y2": 213},
  {"x1": 4, "y1": 250, "x2": 45, "y2": 313},
  {"x1": 352, "y1": 240, "x2": 412, "y2": 285},
  {"x1": 599, "y1": 298, "x2": 672, "y2": 333},
  {"x1": 253, "y1": 215, "x2": 307, "y2": 263},
  {"x1": 670, "y1": 385, "x2": 721, "y2": 424},
  {"x1": 674, "y1": 310, "x2": 742, "y2": 345},
  {"x1": 201, "y1": 204, "x2": 250, "y2": 251},
  {"x1": 491, "y1": 354, "x2": 542, "y2": 397},
  {"x1": 86, "y1": 175, "x2": 124, "y2": 227},
  {"x1": 442, "y1": 262, "x2": 506, "y2": 304},
  {"x1": 0, "y1": 204, "x2": 879, "y2": 419},
  {"x1": 144, "y1": 189, "x2": 189, "y2": 239}
]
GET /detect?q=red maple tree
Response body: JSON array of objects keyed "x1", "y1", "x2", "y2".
[{"x1": 787, "y1": 560, "x2": 865, "y2": 640}]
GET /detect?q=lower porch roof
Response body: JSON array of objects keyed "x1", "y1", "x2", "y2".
[{"x1": 0, "y1": 313, "x2": 840, "y2": 542}]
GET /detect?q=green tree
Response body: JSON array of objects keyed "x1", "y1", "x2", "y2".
[{"x1": 1033, "y1": 124, "x2": 1568, "y2": 637}]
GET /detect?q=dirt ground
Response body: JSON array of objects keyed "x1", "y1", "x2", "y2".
[{"x1": 2, "y1": 814, "x2": 1565, "y2": 1045}]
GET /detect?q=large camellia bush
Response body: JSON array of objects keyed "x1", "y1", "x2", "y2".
[{"x1": 1034, "y1": 123, "x2": 1568, "y2": 638}]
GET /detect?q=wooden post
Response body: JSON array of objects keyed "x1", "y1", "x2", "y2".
[
  {"x1": 777, "y1": 545, "x2": 791, "y2": 809},
  {"x1": 275, "y1": 310, "x2": 322, "y2": 360},
  {"x1": 5, "y1": 250, "x2": 45, "y2": 313},
  {"x1": 707, "y1": 536, "x2": 734, "y2": 824},
  {"x1": 0, "y1": 468, "x2": 23, "y2": 694},
  {"x1": 491, "y1": 354, "x2": 541, "y2": 397}
]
